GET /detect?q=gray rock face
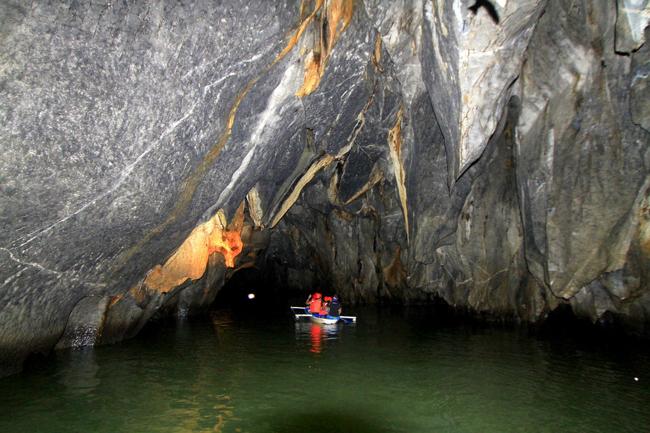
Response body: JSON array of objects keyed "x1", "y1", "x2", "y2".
[
  {"x1": 615, "y1": 0, "x2": 650, "y2": 53},
  {"x1": 631, "y1": 28, "x2": 650, "y2": 132},
  {"x1": 421, "y1": 0, "x2": 545, "y2": 180},
  {"x1": 1, "y1": 0, "x2": 649, "y2": 376}
]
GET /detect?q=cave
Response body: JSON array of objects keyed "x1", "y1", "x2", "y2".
[{"x1": 1, "y1": 0, "x2": 649, "y2": 431}]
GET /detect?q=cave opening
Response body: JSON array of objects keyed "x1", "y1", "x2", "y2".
[{"x1": 210, "y1": 267, "x2": 287, "y2": 313}]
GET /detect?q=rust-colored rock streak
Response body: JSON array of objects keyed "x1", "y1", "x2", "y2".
[
  {"x1": 115, "y1": 1, "x2": 325, "y2": 270},
  {"x1": 388, "y1": 106, "x2": 409, "y2": 242},
  {"x1": 270, "y1": 154, "x2": 335, "y2": 228},
  {"x1": 246, "y1": 186, "x2": 265, "y2": 228},
  {"x1": 144, "y1": 207, "x2": 244, "y2": 293},
  {"x1": 640, "y1": 187, "x2": 650, "y2": 257},
  {"x1": 343, "y1": 163, "x2": 383, "y2": 205},
  {"x1": 271, "y1": 84, "x2": 377, "y2": 227},
  {"x1": 296, "y1": 0, "x2": 354, "y2": 97},
  {"x1": 383, "y1": 246, "x2": 406, "y2": 289},
  {"x1": 372, "y1": 32, "x2": 384, "y2": 72}
]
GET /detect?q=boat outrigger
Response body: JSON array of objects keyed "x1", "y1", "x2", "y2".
[{"x1": 290, "y1": 306, "x2": 357, "y2": 324}]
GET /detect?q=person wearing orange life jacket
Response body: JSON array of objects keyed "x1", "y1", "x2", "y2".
[
  {"x1": 308, "y1": 292, "x2": 322, "y2": 314},
  {"x1": 321, "y1": 296, "x2": 332, "y2": 316}
]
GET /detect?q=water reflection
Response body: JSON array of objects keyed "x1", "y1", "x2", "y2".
[
  {"x1": 295, "y1": 322, "x2": 342, "y2": 354},
  {"x1": 211, "y1": 309, "x2": 234, "y2": 327},
  {"x1": 3, "y1": 307, "x2": 649, "y2": 433},
  {"x1": 310, "y1": 323, "x2": 323, "y2": 354},
  {"x1": 57, "y1": 348, "x2": 100, "y2": 395}
]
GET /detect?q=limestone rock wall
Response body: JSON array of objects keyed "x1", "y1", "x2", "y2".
[
  {"x1": 263, "y1": 0, "x2": 650, "y2": 328},
  {"x1": 1, "y1": 0, "x2": 649, "y2": 376}
]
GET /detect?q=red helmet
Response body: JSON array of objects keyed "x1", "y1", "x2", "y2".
[
  {"x1": 313, "y1": 293, "x2": 322, "y2": 299},
  {"x1": 324, "y1": 296, "x2": 332, "y2": 301}
]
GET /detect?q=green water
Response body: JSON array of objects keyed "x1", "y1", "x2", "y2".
[{"x1": 1, "y1": 306, "x2": 648, "y2": 433}]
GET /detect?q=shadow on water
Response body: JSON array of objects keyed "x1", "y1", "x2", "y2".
[{"x1": 258, "y1": 409, "x2": 397, "y2": 433}]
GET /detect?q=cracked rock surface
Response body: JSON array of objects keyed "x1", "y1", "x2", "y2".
[{"x1": 1, "y1": 0, "x2": 649, "y2": 376}]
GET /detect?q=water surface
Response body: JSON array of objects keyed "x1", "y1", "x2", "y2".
[{"x1": 1, "y1": 306, "x2": 648, "y2": 433}]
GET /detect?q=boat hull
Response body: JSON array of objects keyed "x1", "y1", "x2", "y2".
[
  {"x1": 309, "y1": 315, "x2": 339, "y2": 325},
  {"x1": 290, "y1": 306, "x2": 354, "y2": 324}
]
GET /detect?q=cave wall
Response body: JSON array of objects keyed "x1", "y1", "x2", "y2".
[
  {"x1": 1, "y1": 0, "x2": 649, "y2": 376},
  {"x1": 264, "y1": 0, "x2": 650, "y2": 326}
]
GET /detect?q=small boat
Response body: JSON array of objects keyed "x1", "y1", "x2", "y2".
[
  {"x1": 290, "y1": 306, "x2": 357, "y2": 324},
  {"x1": 309, "y1": 314, "x2": 340, "y2": 325}
]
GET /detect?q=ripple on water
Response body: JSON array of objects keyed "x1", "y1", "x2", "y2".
[{"x1": 1, "y1": 307, "x2": 649, "y2": 433}]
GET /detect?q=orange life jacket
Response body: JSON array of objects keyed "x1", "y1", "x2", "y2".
[{"x1": 309, "y1": 299, "x2": 322, "y2": 314}]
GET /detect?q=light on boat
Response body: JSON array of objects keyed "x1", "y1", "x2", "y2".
[{"x1": 247, "y1": 293, "x2": 255, "y2": 300}]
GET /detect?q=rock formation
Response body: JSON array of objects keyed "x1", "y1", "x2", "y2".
[{"x1": 1, "y1": 0, "x2": 648, "y2": 376}]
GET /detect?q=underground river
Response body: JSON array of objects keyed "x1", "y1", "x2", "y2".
[{"x1": 1, "y1": 303, "x2": 648, "y2": 433}]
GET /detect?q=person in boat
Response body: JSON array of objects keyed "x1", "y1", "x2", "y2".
[
  {"x1": 308, "y1": 292, "x2": 322, "y2": 314},
  {"x1": 321, "y1": 296, "x2": 332, "y2": 316},
  {"x1": 329, "y1": 295, "x2": 341, "y2": 317}
]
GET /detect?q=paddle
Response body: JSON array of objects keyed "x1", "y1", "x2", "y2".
[{"x1": 290, "y1": 306, "x2": 311, "y2": 321}]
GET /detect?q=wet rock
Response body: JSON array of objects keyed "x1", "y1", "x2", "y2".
[
  {"x1": 615, "y1": 0, "x2": 650, "y2": 53},
  {"x1": 0, "y1": 0, "x2": 299, "y2": 374},
  {"x1": 55, "y1": 296, "x2": 110, "y2": 349},
  {"x1": 515, "y1": 0, "x2": 648, "y2": 302},
  {"x1": 631, "y1": 29, "x2": 650, "y2": 132},
  {"x1": 420, "y1": 0, "x2": 545, "y2": 180}
]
